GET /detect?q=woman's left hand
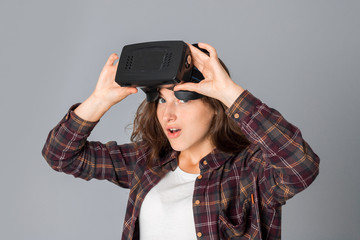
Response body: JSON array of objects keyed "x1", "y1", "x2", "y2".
[{"x1": 173, "y1": 42, "x2": 245, "y2": 107}]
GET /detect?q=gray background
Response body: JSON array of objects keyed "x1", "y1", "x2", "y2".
[{"x1": 1, "y1": 0, "x2": 359, "y2": 239}]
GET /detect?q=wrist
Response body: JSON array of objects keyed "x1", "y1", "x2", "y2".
[
  {"x1": 219, "y1": 83, "x2": 245, "y2": 108},
  {"x1": 88, "y1": 93, "x2": 114, "y2": 111},
  {"x1": 74, "y1": 94, "x2": 112, "y2": 122}
]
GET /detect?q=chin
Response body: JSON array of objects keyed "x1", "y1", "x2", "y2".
[{"x1": 169, "y1": 142, "x2": 187, "y2": 152}]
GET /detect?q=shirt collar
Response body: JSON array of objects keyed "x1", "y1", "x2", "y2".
[
  {"x1": 157, "y1": 148, "x2": 234, "y2": 170},
  {"x1": 202, "y1": 148, "x2": 235, "y2": 169},
  {"x1": 155, "y1": 150, "x2": 179, "y2": 171}
]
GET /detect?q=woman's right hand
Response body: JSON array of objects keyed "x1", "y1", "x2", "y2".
[
  {"x1": 91, "y1": 53, "x2": 138, "y2": 107},
  {"x1": 74, "y1": 53, "x2": 138, "y2": 122}
]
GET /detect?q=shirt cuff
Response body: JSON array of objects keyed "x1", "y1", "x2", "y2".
[
  {"x1": 225, "y1": 90, "x2": 263, "y2": 122},
  {"x1": 61, "y1": 103, "x2": 99, "y2": 135}
]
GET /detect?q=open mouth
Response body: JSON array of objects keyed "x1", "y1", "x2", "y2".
[
  {"x1": 167, "y1": 128, "x2": 182, "y2": 138},
  {"x1": 169, "y1": 128, "x2": 180, "y2": 133}
]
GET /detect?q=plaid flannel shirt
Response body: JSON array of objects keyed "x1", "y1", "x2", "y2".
[{"x1": 42, "y1": 90, "x2": 319, "y2": 240}]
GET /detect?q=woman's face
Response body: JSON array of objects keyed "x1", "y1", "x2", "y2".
[{"x1": 156, "y1": 87, "x2": 215, "y2": 154}]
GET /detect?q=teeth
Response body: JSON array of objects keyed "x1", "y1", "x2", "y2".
[{"x1": 169, "y1": 128, "x2": 179, "y2": 133}]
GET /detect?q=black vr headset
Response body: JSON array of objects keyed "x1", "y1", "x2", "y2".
[{"x1": 115, "y1": 41, "x2": 207, "y2": 102}]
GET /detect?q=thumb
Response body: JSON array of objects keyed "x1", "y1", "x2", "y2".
[
  {"x1": 120, "y1": 87, "x2": 138, "y2": 99},
  {"x1": 126, "y1": 87, "x2": 138, "y2": 94}
]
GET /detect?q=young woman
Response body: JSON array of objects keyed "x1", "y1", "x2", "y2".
[{"x1": 42, "y1": 43, "x2": 320, "y2": 240}]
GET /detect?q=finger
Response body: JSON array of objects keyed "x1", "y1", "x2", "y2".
[
  {"x1": 197, "y1": 43, "x2": 218, "y2": 59},
  {"x1": 184, "y1": 44, "x2": 206, "y2": 72},
  {"x1": 173, "y1": 82, "x2": 201, "y2": 93},
  {"x1": 105, "y1": 53, "x2": 118, "y2": 66},
  {"x1": 186, "y1": 43, "x2": 209, "y2": 63}
]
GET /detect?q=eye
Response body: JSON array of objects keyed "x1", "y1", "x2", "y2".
[{"x1": 158, "y1": 97, "x2": 166, "y2": 104}]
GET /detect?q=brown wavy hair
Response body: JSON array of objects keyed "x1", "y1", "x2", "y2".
[{"x1": 130, "y1": 58, "x2": 250, "y2": 170}]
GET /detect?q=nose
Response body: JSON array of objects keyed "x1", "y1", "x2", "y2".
[{"x1": 162, "y1": 102, "x2": 177, "y2": 122}]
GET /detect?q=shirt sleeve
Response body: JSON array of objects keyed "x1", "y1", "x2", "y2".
[
  {"x1": 226, "y1": 90, "x2": 320, "y2": 207},
  {"x1": 41, "y1": 103, "x2": 145, "y2": 188}
]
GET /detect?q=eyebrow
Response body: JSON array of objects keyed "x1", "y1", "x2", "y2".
[{"x1": 158, "y1": 85, "x2": 175, "y2": 96}]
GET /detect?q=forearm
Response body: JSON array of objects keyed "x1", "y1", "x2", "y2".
[
  {"x1": 42, "y1": 53, "x2": 140, "y2": 186},
  {"x1": 42, "y1": 104, "x2": 98, "y2": 174},
  {"x1": 41, "y1": 106, "x2": 135, "y2": 187},
  {"x1": 228, "y1": 91, "x2": 319, "y2": 202}
]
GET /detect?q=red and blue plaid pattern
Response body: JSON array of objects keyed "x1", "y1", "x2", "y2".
[{"x1": 42, "y1": 90, "x2": 319, "y2": 240}]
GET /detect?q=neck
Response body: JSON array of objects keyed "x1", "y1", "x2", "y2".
[{"x1": 178, "y1": 141, "x2": 214, "y2": 174}]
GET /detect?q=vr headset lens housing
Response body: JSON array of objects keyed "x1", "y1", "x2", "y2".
[{"x1": 115, "y1": 41, "x2": 207, "y2": 102}]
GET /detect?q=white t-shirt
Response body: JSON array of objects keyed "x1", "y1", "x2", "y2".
[{"x1": 139, "y1": 166, "x2": 199, "y2": 240}]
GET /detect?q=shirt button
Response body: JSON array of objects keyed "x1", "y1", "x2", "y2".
[
  {"x1": 197, "y1": 175, "x2": 202, "y2": 180},
  {"x1": 195, "y1": 200, "x2": 200, "y2": 205},
  {"x1": 197, "y1": 232, "x2": 202, "y2": 237},
  {"x1": 203, "y1": 160, "x2": 208, "y2": 165},
  {"x1": 234, "y1": 113, "x2": 240, "y2": 119}
]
